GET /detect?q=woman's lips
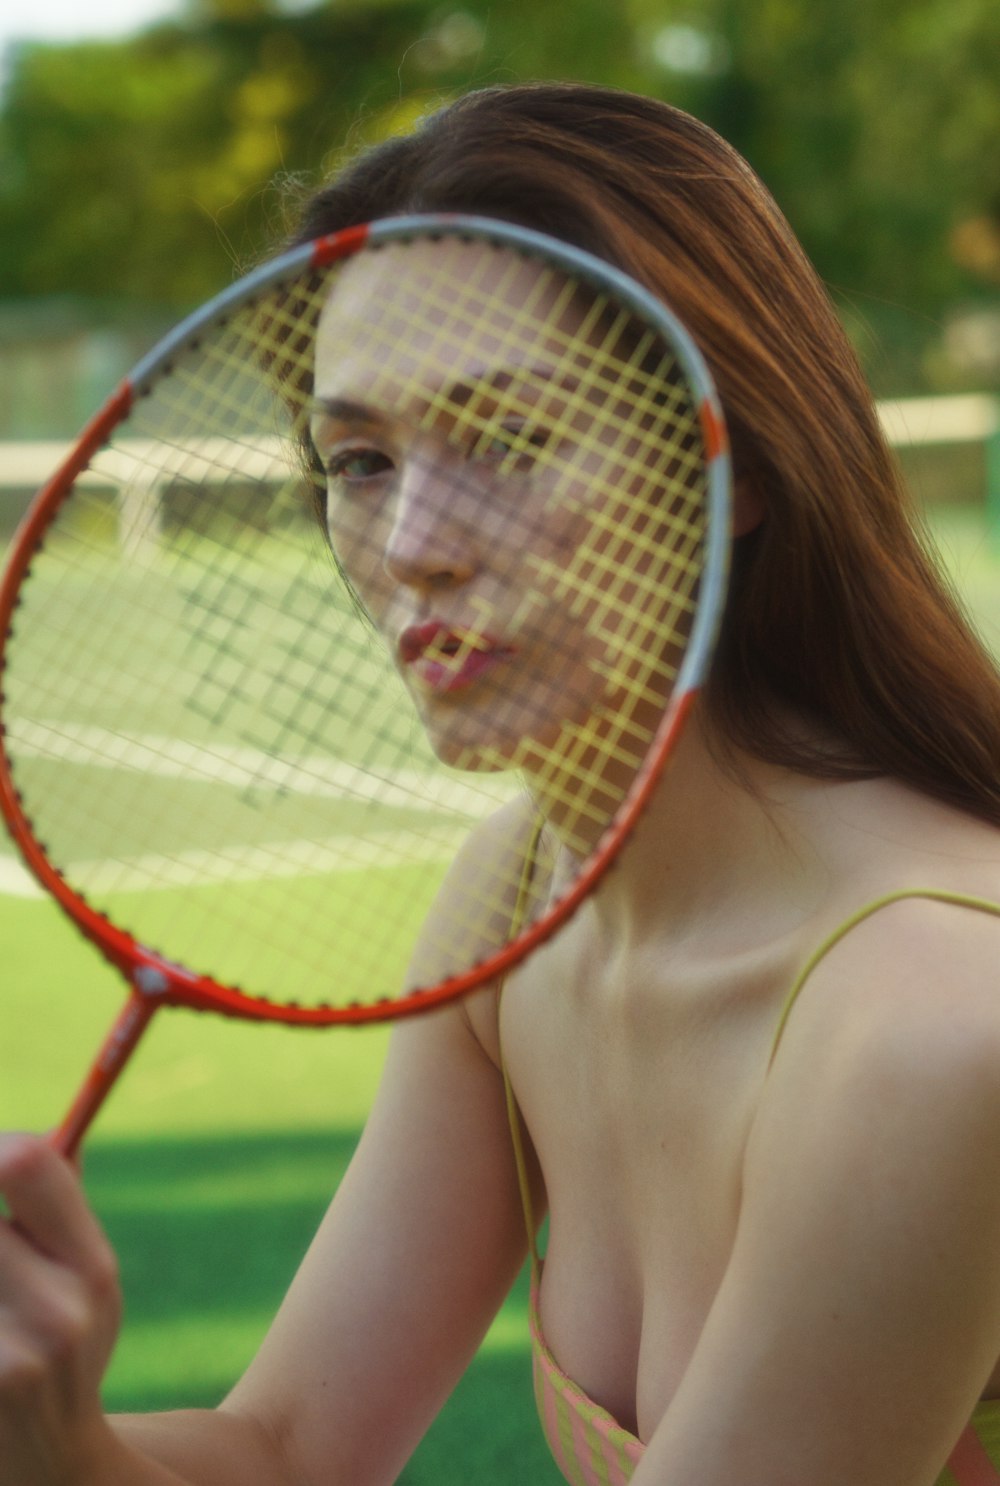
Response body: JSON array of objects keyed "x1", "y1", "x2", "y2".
[{"x1": 398, "y1": 622, "x2": 516, "y2": 693}]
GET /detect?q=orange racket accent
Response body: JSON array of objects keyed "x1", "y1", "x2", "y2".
[
  {"x1": 699, "y1": 397, "x2": 728, "y2": 463},
  {"x1": 0, "y1": 215, "x2": 731, "y2": 1154}
]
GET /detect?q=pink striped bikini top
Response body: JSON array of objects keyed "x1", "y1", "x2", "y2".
[
  {"x1": 502, "y1": 888, "x2": 1000, "y2": 1486},
  {"x1": 522, "y1": 1255, "x2": 1000, "y2": 1486}
]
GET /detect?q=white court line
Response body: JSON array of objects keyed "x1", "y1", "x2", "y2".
[
  {"x1": 1, "y1": 722, "x2": 513, "y2": 897},
  {"x1": 0, "y1": 821, "x2": 465, "y2": 900},
  {"x1": 70, "y1": 820, "x2": 465, "y2": 895},
  {"x1": 0, "y1": 857, "x2": 41, "y2": 898},
  {"x1": 7, "y1": 719, "x2": 511, "y2": 816}
]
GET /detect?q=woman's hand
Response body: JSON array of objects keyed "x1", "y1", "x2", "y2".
[{"x1": 0, "y1": 1132, "x2": 123, "y2": 1485}]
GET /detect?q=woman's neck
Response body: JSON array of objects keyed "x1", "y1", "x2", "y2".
[{"x1": 546, "y1": 703, "x2": 834, "y2": 955}]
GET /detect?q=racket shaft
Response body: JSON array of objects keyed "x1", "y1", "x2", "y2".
[
  {"x1": 51, "y1": 989, "x2": 158, "y2": 1158},
  {"x1": 0, "y1": 216, "x2": 729, "y2": 1149}
]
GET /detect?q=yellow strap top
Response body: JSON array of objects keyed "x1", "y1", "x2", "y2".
[
  {"x1": 500, "y1": 878, "x2": 1000, "y2": 1486},
  {"x1": 769, "y1": 887, "x2": 1000, "y2": 1063}
]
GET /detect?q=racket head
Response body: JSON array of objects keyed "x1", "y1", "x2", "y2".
[{"x1": 0, "y1": 214, "x2": 731, "y2": 1025}]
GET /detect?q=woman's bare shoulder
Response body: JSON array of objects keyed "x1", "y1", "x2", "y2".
[
  {"x1": 765, "y1": 865, "x2": 1000, "y2": 1119},
  {"x1": 825, "y1": 774, "x2": 1000, "y2": 887},
  {"x1": 404, "y1": 791, "x2": 545, "y2": 1057},
  {"x1": 697, "y1": 880, "x2": 1000, "y2": 1486}
]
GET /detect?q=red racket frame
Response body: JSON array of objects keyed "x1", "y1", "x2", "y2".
[{"x1": 0, "y1": 216, "x2": 729, "y2": 1154}]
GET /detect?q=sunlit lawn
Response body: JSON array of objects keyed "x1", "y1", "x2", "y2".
[
  {"x1": 1, "y1": 501, "x2": 997, "y2": 1481},
  {"x1": 0, "y1": 892, "x2": 559, "y2": 1482}
]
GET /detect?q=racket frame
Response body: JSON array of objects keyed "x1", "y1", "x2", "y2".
[{"x1": 0, "y1": 215, "x2": 731, "y2": 1147}]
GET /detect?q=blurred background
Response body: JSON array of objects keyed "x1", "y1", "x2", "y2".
[
  {"x1": 0, "y1": 2, "x2": 998, "y2": 1479},
  {"x1": 2, "y1": 0, "x2": 999, "y2": 417},
  {"x1": 2, "y1": 0, "x2": 999, "y2": 520}
]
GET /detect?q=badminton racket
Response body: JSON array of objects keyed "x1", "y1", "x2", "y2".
[{"x1": 0, "y1": 214, "x2": 730, "y2": 1156}]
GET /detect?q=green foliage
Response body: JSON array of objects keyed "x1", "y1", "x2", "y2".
[
  {"x1": 0, "y1": 0, "x2": 998, "y2": 389},
  {"x1": 640, "y1": 1, "x2": 999, "y2": 303},
  {"x1": 0, "y1": 0, "x2": 646, "y2": 308}
]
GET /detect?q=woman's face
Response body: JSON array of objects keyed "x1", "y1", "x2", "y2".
[{"x1": 310, "y1": 237, "x2": 703, "y2": 777}]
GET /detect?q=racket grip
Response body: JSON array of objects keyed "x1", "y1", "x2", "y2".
[{"x1": 51, "y1": 988, "x2": 158, "y2": 1160}]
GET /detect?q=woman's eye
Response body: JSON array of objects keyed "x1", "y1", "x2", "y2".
[
  {"x1": 326, "y1": 448, "x2": 393, "y2": 484},
  {"x1": 474, "y1": 424, "x2": 551, "y2": 471}
]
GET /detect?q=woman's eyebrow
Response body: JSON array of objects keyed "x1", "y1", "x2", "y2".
[
  {"x1": 311, "y1": 365, "x2": 570, "y2": 428},
  {"x1": 310, "y1": 396, "x2": 383, "y2": 428}
]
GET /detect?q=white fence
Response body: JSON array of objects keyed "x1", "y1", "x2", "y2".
[
  {"x1": 876, "y1": 392, "x2": 999, "y2": 450},
  {"x1": 1, "y1": 395, "x2": 998, "y2": 543}
]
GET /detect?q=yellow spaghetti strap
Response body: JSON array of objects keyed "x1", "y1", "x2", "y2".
[
  {"x1": 503, "y1": 1058, "x2": 540, "y2": 1264},
  {"x1": 500, "y1": 817, "x2": 545, "y2": 1263},
  {"x1": 770, "y1": 887, "x2": 1000, "y2": 1065}
]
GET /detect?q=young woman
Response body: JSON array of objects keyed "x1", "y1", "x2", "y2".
[{"x1": 5, "y1": 81, "x2": 1000, "y2": 1486}]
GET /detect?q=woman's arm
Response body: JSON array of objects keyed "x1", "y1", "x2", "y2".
[
  {"x1": 633, "y1": 897, "x2": 1000, "y2": 1486},
  {"x1": 1, "y1": 994, "x2": 527, "y2": 1486},
  {"x1": 1, "y1": 803, "x2": 535, "y2": 1486},
  {"x1": 215, "y1": 995, "x2": 531, "y2": 1485},
  {"x1": 208, "y1": 803, "x2": 540, "y2": 1483},
  {"x1": 2, "y1": 809, "x2": 541, "y2": 1486}
]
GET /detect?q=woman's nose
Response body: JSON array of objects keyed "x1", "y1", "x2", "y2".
[{"x1": 383, "y1": 454, "x2": 480, "y2": 589}]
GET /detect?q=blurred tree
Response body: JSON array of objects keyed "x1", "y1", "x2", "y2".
[
  {"x1": 0, "y1": 0, "x2": 997, "y2": 390},
  {"x1": 635, "y1": 0, "x2": 1000, "y2": 386},
  {"x1": 0, "y1": 0, "x2": 648, "y2": 308}
]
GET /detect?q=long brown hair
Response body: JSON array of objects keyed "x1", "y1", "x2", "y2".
[{"x1": 285, "y1": 82, "x2": 1000, "y2": 822}]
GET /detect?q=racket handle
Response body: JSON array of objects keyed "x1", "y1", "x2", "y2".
[{"x1": 51, "y1": 987, "x2": 158, "y2": 1159}]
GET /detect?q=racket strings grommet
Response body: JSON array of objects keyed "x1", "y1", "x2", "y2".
[{"x1": 134, "y1": 965, "x2": 171, "y2": 996}]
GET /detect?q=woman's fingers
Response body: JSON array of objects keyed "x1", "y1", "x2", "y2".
[
  {"x1": 0, "y1": 1131, "x2": 123, "y2": 1484},
  {"x1": 0, "y1": 1133, "x2": 115, "y2": 1280}
]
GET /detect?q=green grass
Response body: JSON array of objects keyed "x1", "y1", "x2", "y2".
[
  {"x1": 0, "y1": 895, "x2": 389, "y2": 1137},
  {"x1": 0, "y1": 893, "x2": 560, "y2": 1481},
  {"x1": 1, "y1": 500, "x2": 998, "y2": 1482},
  {"x1": 93, "y1": 1131, "x2": 560, "y2": 1484}
]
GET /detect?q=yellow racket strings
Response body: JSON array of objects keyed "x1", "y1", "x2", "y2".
[
  {"x1": 293, "y1": 241, "x2": 707, "y2": 826},
  {"x1": 290, "y1": 237, "x2": 708, "y2": 970},
  {"x1": 3, "y1": 233, "x2": 708, "y2": 1010}
]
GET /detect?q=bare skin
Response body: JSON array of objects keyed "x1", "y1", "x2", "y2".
[
  {"x1": 5, "y1": 243, "x2": 1000, "y2": 1486},
  {"x1": 489, "y1": 715, "x2": 1000, "y2": 1476},
  {"x1": 4, "y1": 710, "x2": 1000, "y2": 1486}
]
